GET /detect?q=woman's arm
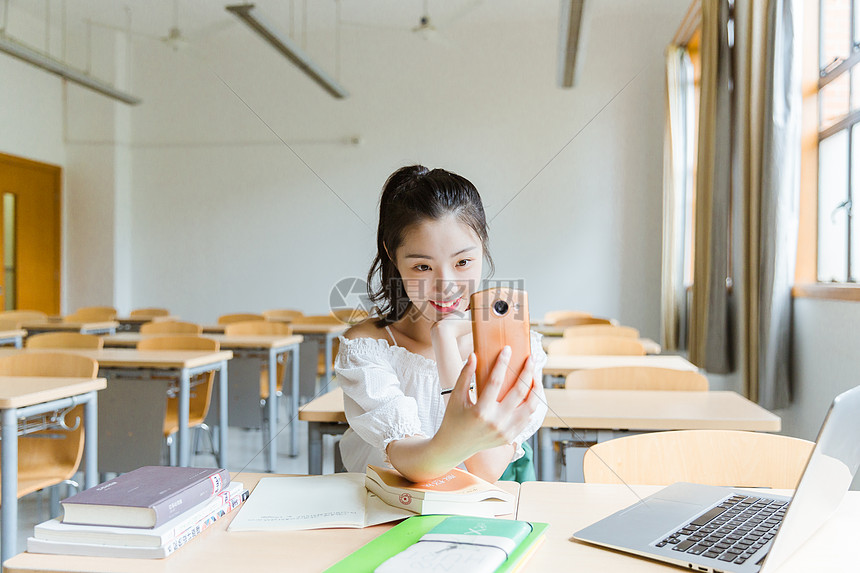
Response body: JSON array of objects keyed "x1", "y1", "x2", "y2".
[{"x1": 386, "y1": 350, "x2": 540, "y2": 482}]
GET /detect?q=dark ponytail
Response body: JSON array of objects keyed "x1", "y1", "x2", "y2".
[{"x1": 367, "y1": 165, "x2": 493, "y2": 325}]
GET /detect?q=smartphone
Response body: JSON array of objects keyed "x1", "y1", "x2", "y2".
[{"x1": 470, "y1": 287, "x2": 532, "y2": 402}]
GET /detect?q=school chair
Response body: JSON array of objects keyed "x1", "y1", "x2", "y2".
[
  {"x1": 0, "y1": 310, "x2": 48, "y2": 326},
  {"x1": 0, "y1": 353, "x2": 97, "y2": 512},
  {"x1": 562, "y1": 324, "x2": 640, "y2": 339},
  {"x1": 564, "y1": 366, "x2": 709, "y2": 391},
  {"x1": 295, "y1": 314, "x2": 345, "y2": 377},
  {"x1": 546, "y1": 336, "x2": 646, "y2": 356},
  {"x1": 25, "y1": 332, "x2": 104, "y2": 350},
  {"x1": 330, "y1": 308, "x2": 369, "y2": 324},
  {"x1": 262, "y1": 309, "x2": 304, "y2": 322},
  {"x1": 136, "y1": 336, "x2": 220, "y2": 466},
  {"x1": 553, "y1": 316, "x2": 614, "y2": 328},
  {"x1": 65, "y1": 306, "x2": 117, "y2": 322},
  {"x1": 140, "y1": 321, "x2": 202, "y2": 335},
  {"x1": 543, "y1": 310, "x2": 592, "y2": 324},
  {"x1": 222, "y1": 320, "x2": 293, "y2": 444},
  {"x1": 217, "y1": 313, "x2": 264, "y2": 325},
  {"x1": 130, "y1": 307, "x2": 170, "y2": 318},
  {"x1": 582, "y1": 430, "x2": 815, "y2": 489}
]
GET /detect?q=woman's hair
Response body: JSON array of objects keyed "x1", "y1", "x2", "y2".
[{"x1": 368, "y1": 165, "x2": 494, "y2": 325}]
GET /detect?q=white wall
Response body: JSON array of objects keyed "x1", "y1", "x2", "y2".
[
  {"x1": 125, "y1": 0, "x2": 685, "y2": 330},
  {"x1": 776, "y1": 298, "x2": 860, "y2": 440}
]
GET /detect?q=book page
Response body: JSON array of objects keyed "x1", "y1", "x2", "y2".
[{"x1": 228, "y1": 474, "x2": 410, "y2": 532}]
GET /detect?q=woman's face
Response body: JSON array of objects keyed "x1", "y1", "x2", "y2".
[{"x1": 394, "y1": 214, "x2": 483, "y2": 323}]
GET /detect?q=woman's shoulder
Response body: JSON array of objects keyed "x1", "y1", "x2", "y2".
[{"x1": 342, "y1": 317, "x2": 390, "y2": 343}]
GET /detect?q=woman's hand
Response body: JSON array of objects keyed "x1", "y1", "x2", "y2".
[
  {"x1": 437, "y1": 348, "x2": 540, "y2": 459},
  {"x1": 386, "y1": 347, "x2": 540, "y2": 482}
]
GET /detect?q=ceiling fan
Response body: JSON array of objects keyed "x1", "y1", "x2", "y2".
[{"x1": 342, "y1": 0, "x2": 482, "y2": 45}]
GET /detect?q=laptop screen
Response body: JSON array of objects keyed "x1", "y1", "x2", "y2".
[{"x1": 762, "y1": 384, "x2": 860, "y2": 572}]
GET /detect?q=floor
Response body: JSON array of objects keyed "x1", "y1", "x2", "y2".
[{"x1": 1, "y1": 407, "x2": 340, "y2": 559}]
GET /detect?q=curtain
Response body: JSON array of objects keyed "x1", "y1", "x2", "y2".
[
  {"x1": 689, "y1": 0, "x2": 734, "y2": 373},
  {"x1": 735, "y1": 0, "x2": 802, "y2": 408},
  {"x1": 661, "y1": 47, "x2": 695, "y2": 352},
  {"x1": 686, "y1": 0, "x2": 801, "y2": 406}
]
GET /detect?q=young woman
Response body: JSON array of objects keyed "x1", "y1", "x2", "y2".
[{"x1": 334, "y1": 165, "x2": 547, "y2": 483}]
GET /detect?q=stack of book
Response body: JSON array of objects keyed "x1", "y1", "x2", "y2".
[{"x1": 27, "y1": 466, "x2": 248, "y2": 559}]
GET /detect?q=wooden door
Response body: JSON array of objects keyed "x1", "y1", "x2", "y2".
[{"x1": 0, "y1": 153, "x2": 62, "y2": 314}]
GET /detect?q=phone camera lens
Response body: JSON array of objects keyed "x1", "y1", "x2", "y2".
[{"x1": 492, "y1": 300, "x2": 509, "y2": 316}]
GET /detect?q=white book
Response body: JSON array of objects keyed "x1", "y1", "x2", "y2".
[
  {"x1": 35, "y1": 482, "x2": 246, "y2": 548},
  {"x1": 227, "y1": 473, "x2": 413, "y2": 532}
]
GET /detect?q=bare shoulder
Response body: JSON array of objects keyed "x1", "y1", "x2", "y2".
[{"x1": 343, "y1": 317, "x2": 389, "y2": 342}]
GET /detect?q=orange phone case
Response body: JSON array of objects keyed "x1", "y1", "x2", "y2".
[{"x1": 470, "y1": 287, "x2": 532, "y2": 402}]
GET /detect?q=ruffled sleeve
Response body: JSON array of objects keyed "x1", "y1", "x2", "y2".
[
  {"x1": 510, "y1": 330, "x2": 549, "y2": 461},
  {"x1": 334, "y1": 337, "x2": 427, "y2": 455}
]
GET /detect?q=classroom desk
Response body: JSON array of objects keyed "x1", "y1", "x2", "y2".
[
  {"x1": 0, "y1": 348, "x2": 232, "y2": 471},
  {"x1": 542, "y1": 354, "x2": 698, "y2": 377},
  {"x1": 537, "y1": 389, "x2": 782, "y2": 481},
  {"x1": 6, "y1": 478, "x2": 857, "y2": 572},
  {"x1": 103, "y1": 333, "x2": 304, "y2": 469},
  {"x1": 297, "y1": 388, "x2": 782, "y2": 481},
  {"x1": 3, "y1": 473, "x2": 519, "y2": 572},
  {"x1": 115, "y1": 316, "x2": 179, "y2": 333},
  {"x1": 21, "y1": 321, "x2": 119, "y2": 336},
  {"x1": 0, "y1": 376, "x2": 106, "y2": 563},
  {"x1": 298, "y1": 387, "x2": 347, "y2": 475},
  {"x1": 0, "y1": 329, "x2": 26, "y2": 348},
  {"x1": 204, "y1": 322, "x2": 348, "y2": 397},
  {"x1": 515, "y1": 482, "x2": 860, "y2": 573}
]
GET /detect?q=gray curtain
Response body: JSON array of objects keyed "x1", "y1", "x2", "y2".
[
  {"x1": 688, "y1": 0, "x2": 801, "y2": 407},
  {"x1": 689, "y1": 0, "x2": 733, "y2": 374},
  {"x1": 755, "y1": 0, "x2": 801, "y2": 409}
]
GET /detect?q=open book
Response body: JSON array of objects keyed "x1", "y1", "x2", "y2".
[
  {"x1": 227, "y1": 474, "x2": 413, "y2": 532},
  {"x1": 365, "y1": 465, "x2": 516, "y2": 518}
]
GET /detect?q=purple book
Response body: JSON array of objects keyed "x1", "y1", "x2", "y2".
[{"x1": 61, "y1": 466, "x2": 230, "y2": 528}]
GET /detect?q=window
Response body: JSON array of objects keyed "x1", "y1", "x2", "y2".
[{"x1": 818, "y1": 0, "x2": 860, "y2": 282}]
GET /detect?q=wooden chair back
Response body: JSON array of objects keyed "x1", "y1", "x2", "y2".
[
  {"x1": 217, "y1": 313, "x2": 265, "y2": 325},
  {"x1": 543, "y1": 310, "x2": 592, "y2": 324},
  {"x1": 554, "y1": 316, "x2": 614, "y2": 327},
  {"x1": 0, "y1": 319, "x2": 21, "y2": 331},
  {"x1": 547, "y1": 336, "x2": 646, "y2": 356},
  {"x1": 330, "y1": 308, "x2": 369, "y2": 324},
  {"x1": 222, "y1": 322, "x2": 290, "y2": 399},
  {"x1": 262, "y1": 309, "x2": 304, "y2": 322},
  {"x1": 294, "y1": 314, "x2": 343, "y2": 325},
  {"x1": 564, "y1": 366, "x2": 709, "y2": 391},
  {"x1": 224, "y1": 321, "x2": 292, "y2": 336},
  {"x1": 130, "y1": 307, "x2": 170, "y2": 318},
  {"x1": 140, "y1": 321, "x2": 202, "y2": 335},
  {"x1": 0, "y1": 310, "x2": 48, "y2": 325},
  {"x1": 65, "y1": 306, "x2": 117, "y2": 322},
  {"x1": 136, "y1": 336, "x2": 219, "y2": 352},
  {"x1": 0, "y1": 352, "x2": 98, "y2": 501},
  {"x1": 26, "y1": 332, "x2": 104, "y2": 350},
  {"x1": 135, "y1": 336, "x2": 220, "y2": 436},
  {"x1": 0, "y1": 352, "x2": 98, "y2": 377},
  {"x1": 562, "y1": 324, "x2": 640, "y2": 339},
  {"x1": 583, "y1": 430, "x2": 815, "y2": 489}
]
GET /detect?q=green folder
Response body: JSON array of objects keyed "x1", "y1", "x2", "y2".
[{"x1": 323, "y1": 515, "x2": 549, "y2": 573}]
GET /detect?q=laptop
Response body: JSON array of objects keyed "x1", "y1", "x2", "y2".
[{"x1": 573, "y1": 384, "x2": 860, "y2": 573}]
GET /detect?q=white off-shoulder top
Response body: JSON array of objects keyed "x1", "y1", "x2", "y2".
[{"x1": 334, "y1": 330, "x2": 548, "y2": 473}]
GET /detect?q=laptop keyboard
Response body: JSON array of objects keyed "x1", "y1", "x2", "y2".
[{"x1": 654, "y1": 494, "x2": 788, "y2": 565}]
